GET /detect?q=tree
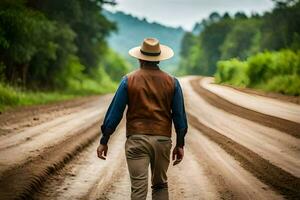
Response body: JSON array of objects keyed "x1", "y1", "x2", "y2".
[
  {"x1": 199, "y1": 19, "x2": 233, "y2": 75},
  {"x1": 220, "y1": 19, "x2": 261, "y2": 60},
  {"x1": 178, "y1": 32, "x2": 205, "y2": 75},
  {"x1": 234, "y1": 12, "x2": 248, "y2": 19},
  {"x1": 27, "y1": 0, "x2": 116, "y2": 73},
  {"x1": 0, "y1": 0, "x2": 124, "y2": 91},
  {"x1": 178, "y1": 1, "x2": 300, "y2": 76},
  {"x1": 261, "y1": 0, "x2": 300, "y2": 50},
  {"x1": 0, "y1": 0, "x2": 59, "y2": 86}
]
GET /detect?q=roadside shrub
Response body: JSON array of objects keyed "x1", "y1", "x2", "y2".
[
  {"x1": 246, "y1": 50, "x2": 300, "y2": 86},
  {"x1": 262, "y1": 74, "x2": 300, "y2": 96},
  {"x1": 215, "y1": 49, "x2": 300, "y2": 95},
  {"x1": 215, "y1": 58, "x2": 249, "y2": 87},
  {"x1": 0, "y1": 83, "x2": 20, "y2": 108},
  {"x1": 246, "y1": 51, "x2": 273, "y2": 86}
]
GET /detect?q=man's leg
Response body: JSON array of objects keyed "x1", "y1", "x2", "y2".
[
  {"x1": 125, "y1": 135, "x2": 151, "y2": 200},
  {"x1": 150, "y1": 136, "x2": 172, "y2": 200}
]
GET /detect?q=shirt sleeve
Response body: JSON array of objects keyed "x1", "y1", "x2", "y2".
[
  {"x1": 171, "y1": 78, "x2": 188, "y2": 147},
  {"x1": 100, "y1": 76, "x2": 128, "y2": 145}
]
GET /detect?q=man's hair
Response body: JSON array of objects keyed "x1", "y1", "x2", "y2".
[{"x1": 140, "y1": 60, "x2": 160, "y2": 65}]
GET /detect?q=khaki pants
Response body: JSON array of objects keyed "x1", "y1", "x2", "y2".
[{"x1": 125, "y1": 134, "x2": 172, "y2": 200}]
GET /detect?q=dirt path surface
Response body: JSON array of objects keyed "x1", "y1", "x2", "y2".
[
  {"x1": 201, "y1": 77, "x2": 300, "y2": 123},
  {"x1": 221, "y1": 82, "x2": 300, "y2": 105},
  {"x1": 0, "y1": 95, "x2": 103, "y2": 136},
  {"x1": 190, "y1": 78, "x2": 300, "y2": 138},
  {"x1": 0, "y1": 95, "x2": 112, "y2": 199},
  {"x1": 184, "y1": 77, "x2": 300, "y2": 178},
  {"x1": 0, "y1": 75, "x2": 299, "y2": 200}
]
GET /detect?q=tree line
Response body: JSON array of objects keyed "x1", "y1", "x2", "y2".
[
  {"x1": 179, "y1": 0, "x2": 300, "y2": 76},
  {"x1": 178, "y1": 0, "x2": 300, "y2": 95},
  {"x1": 0, "y1": 0, "x2": 129, "y2": 93}
]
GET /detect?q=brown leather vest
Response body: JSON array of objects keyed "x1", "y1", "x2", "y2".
[{"x1": 126, "y1": 66, "x2": 175, "y2": 137}]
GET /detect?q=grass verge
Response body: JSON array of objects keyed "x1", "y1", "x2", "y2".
[{"x1": 0, "y1": 81, "x2": 116, "y2": 112}]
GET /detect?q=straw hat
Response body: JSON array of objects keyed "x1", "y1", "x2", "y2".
[{"x1": 128, "y1": 38, "x2": 174, "y2": 61}]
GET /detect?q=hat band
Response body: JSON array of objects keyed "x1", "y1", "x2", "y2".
[{"x1": 140, "y1": 49, "x2": 161, "y2": 56}]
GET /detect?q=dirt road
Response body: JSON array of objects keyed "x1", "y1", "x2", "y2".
[{"x1": 0, "y1": 76, "x2": 299, "y2": 200}]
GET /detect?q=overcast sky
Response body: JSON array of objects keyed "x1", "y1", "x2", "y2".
[{"x1": 104, "y1": 0, "x2": 275, "y2": 31}]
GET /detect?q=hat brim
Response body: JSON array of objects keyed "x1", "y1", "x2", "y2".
[{"x1": 128, "y1": 44, "x2": 174, "y2": 61}]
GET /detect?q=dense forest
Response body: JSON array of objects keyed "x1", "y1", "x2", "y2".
[
  {"x1": 179, "y1": 0, "x2": 300, "y2": 95},
  {"x1": 1, "y1": 0, "x2": 299, "y2": 111},
  {"x1": 103, "y1": 10, "x2": 184, "y2": 73},
  {"x1": 0, "y1": 0, "x2": 130, "y2": 110}
]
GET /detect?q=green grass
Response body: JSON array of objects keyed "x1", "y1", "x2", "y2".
[
  {"x1": 0, "y1": 62, "x2": 120, "y2": 112},
  {"x1": 0, "y1": 80, "x2": 117, "y2": 112}
]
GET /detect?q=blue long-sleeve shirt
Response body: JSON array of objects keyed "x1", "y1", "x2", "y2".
[{"x1": 100, "y1": 76, "x2": 188, "y2": 147}]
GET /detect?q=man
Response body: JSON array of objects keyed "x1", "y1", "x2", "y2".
[{"x1": 97, "y1": 38, "x2": 188, "y2": 200}]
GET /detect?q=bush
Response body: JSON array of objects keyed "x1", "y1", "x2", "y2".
[
  {"x1": 215, "y1": 49, "x2": 300, "y2": 95},
  {"x1": 262, "y1": 74, "x2": 300, "y2": 96},
  {"x1": 246, "y1": 51, "x2": 273, "y2": 86},
  {"x1": 215, "y1": 58, "x2": 249, "y2": 87},
  {"x1": 246, "y1": 50, "x2": 300, "y2": 86},
  {"x1": 101, "y1": 49, "x2": 130, "y2": 82}
]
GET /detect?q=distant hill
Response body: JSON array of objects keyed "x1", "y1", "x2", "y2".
[
  {"x1": 192, "y1": 22, "x2": 204, "y2": 35},
  {"x1": 103, "y1": 10, "x2": 185, "y2": 73}
]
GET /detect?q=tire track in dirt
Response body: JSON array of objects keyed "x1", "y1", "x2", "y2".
[
  {"x1": 190, "y1": 77, "x2": 300, "y2": 138},
  {"x1": 0, "y1": 119, "x2": 103, "y2": 200},
  {"x1": 0, "y1": 95, "x2": 111, "y2": 176},
  {"x1": 187, "y1": 125, "x2": 283, "y2": 200},
  {"x1": 1, "y1": 75, "x2": 299, "y2": 199},
  {"x1": 84, "y1": 125, "x2": 126, "y2": 200},
  {"x1": 96, "y1": 124, "x2": 284, "y2": 200},
  {"x1": 182, "y1": 77, "x2": 300, "y2": 177},
  {"x1": 0, "y1": 95, "x2": 113, "y2": 200},
  {"x1": 221, "y1": 82, "x2": 300, "y2": 105},
  {"x1": 167, "y1": 146, "x2": 219, "y2": 200},
  {"x1": 188, "y1": 112, "x2": 300, "y2": 199},
  {"x1": 96, "y1": 159, "x2": 132, "y2": 200},
  {"x1": 0, "y1": 95, "x2": 104, "y2": 136},
  {"x1": 34, "y1": 124, "x2": 126, "y2": 200},
  {"x1": 201, "y1": 77, "x2": 300, "y2": 123},
  {"x1": 0, "y1": 105, "x2": 103, "y2": 152}
]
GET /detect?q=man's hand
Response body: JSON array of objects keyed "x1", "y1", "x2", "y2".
[
  {"x1": 97, "y1": 144, "x2": 108, "y2": 160},
  {"x1": 172, "y1": 146, "x2": 184, "y2": 166}
]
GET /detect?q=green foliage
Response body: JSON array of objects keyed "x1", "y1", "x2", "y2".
[
  {"x1": 261, "y1": 0, "x2": 300, "y2": 50},
  {"x1": 179, "y1": 0, "x2": 300, "y2": 76},
  {"x1": 220, "y1": 19, "x2": 261, "y2": 60},
  {"x1": 100, "y1": 49, "x2": 130, "y2": 82},
  {"x1": 215, "y1": 50, "x2": 300, "y2": 95},
  {"x1": 262, "y1": 74, "x2": 300, "y2": 95},
  {"x1": 0, "y1": 0, "x2": 120, "y2": 87},
  {"x1": 0, "y1": 0, "x2": 129, "y2": 110},
  {"x1": 215, "y1": 58, "x2": 249, "y2": 87},
  {"x1": 0, "y1": 1, "x2": 60, "y2": 85},
  {"x1": 199, "y1": 19, "x2": 233, "y2": 75},
  {"x1": 27, "y1": 22, "x2": 77, "y2": 89},
  {"x1": 179, "y1": 16, "x2": 234, "y2": 76},
  {"x1": 247, "y1": 50, "x2": 300, "y2": 86},
  {"x1": 0, "y1": 62, "x2": 5, "y2": 82},
  {"x1": 0, "y1": 82, "x2": 75, "y2": 112},
  {"x1": 33, "y1": 0, "x2": 117, "y2": 72},
  {"x1": 0, "y1": 65, "x2": 117, "y2": 112},
  {"x1": 0, "y1": 82, "x2": 112, "y2": 112},
  {"x1": 53, "y1": 55, "x2": 85, "y2": 90},
  {"x1": 177, "y1": 33, "x2": 206, "y2": 75}
]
